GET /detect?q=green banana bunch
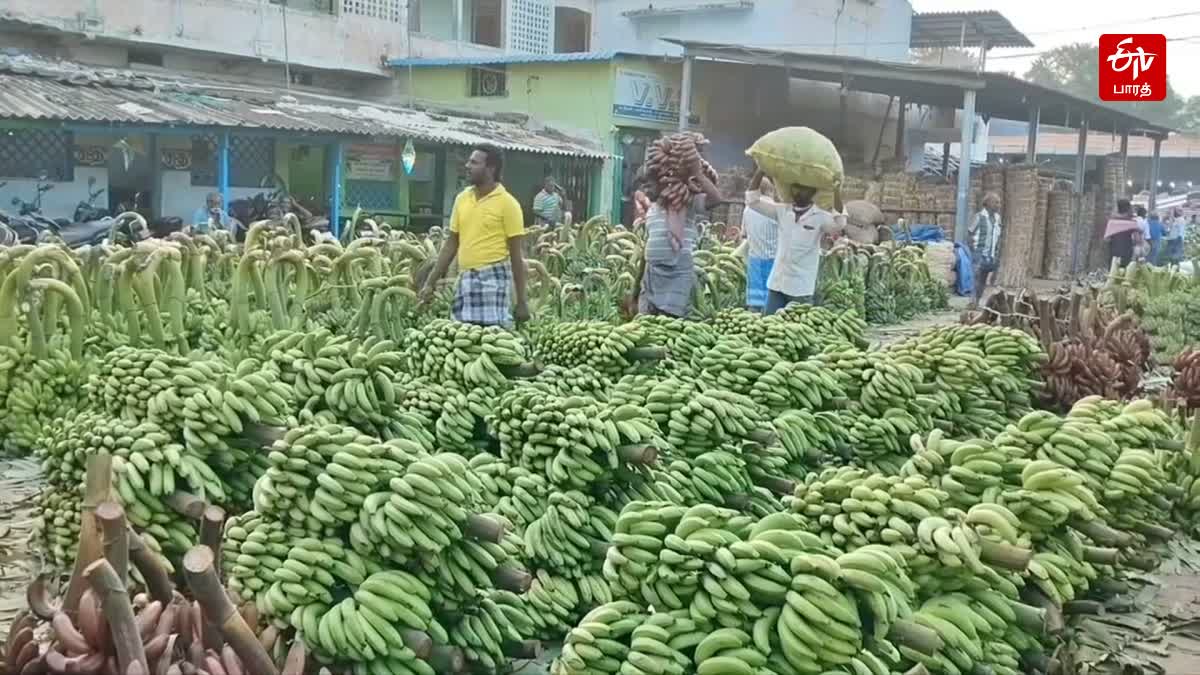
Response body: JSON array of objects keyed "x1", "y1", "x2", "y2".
[
  {"x1": 603, "y1": 501, "x2": 689, "y2": 596},
  {"x1": 535, "y1": 364, "x2": 614, "y2": 401},
  {"x1": 524, "y1": 490, "x2": 611, "y2": 577},
  {"x1": 752, "y1": 359, "x2": 848, "y2": 414},
  {"x1": 34, "y1": 487, "x2": 82, "y2": 569},
  {"x1": 645, "y1": 379, "x2": 770, "y2": 454},
  {"x1": 785, "y1": 467, "x2": 947, "y2": 552},
  {"x1": 775, "y1": 303, "x2": 867, "y2": 350},
  {"x1": 224, "y1": 510, "x2": 296, "y2": 605},
  {"x1": 467, "y1": 453, "x2": 518, "y2": 511},
  {"x1": 813, "y1": 347, "x2": 872, "y2": 400},
  {"x1": 391, "y1": 377, "x2": 478, "y2": 453},
  {"x1": 620, "y1": 611, "x2": 710, "y2": 675},
  {"x1": 443, "y1": 590, "x2": 530, "y2": 672},
  {"x1": 262, "y1": 536, "x2": 379, "y2": 619},
  {"x1": 774, "y1": 409, "x2": 851, "y2": 467},
  {"x1": 553, "y1": 600, "x2": 647, "y2": 675},
  {"x1": 907, "y1": 592, "x2": 1013, "y2": 675},
  {"x1": 708, "y1": 308, "x2": 819, "y2": 362},
  {"x1": 864, "y1": 249, "x2": 897, "y2": 326},
  {"x1": 634, "y1": 315, "x2": 719, "y2": 362},
  {"x1": 654, "y1": 451, "x2": 755, "y2": 508},
  {"x1": 519, "y1": 570, "x2": 586, "y2": 641},
  {"x1": 775, "y1": 551, "x2": 867, "y2": 672},
  {"x1": 406, "y1": 318, "x2": 529, "y2": 388},
  {"x1": 532, "y1": 320, "x2": 654, "y2": 376},
  {"x1": 494, "y1": 469, "x2": 550, "y2": 531},
  {"x1": 694, "y1": 338, "x2": 783, "y2": 396},
  {"x1": 1014, "y1": 459, "x2": 1107, "y2": 528},
  {"x1": 359, "y1": 452, "x2": 490, "y2": 559},
  {"x1": 608, "y1": 373, "x2": 664, "y2": 408},
  {"x1": 2, "y1": 347, "x2": 87, "y2": 452}
]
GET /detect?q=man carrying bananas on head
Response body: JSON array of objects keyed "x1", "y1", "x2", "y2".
[
  {"x1": 419, "y1": 144, "x2": 531, "y2": 328},
  {"x1": 745, "y1": 168, "x2": 846, "y2": 315}
]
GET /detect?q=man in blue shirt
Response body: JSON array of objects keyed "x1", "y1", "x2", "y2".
[{"x1": 191, "y1": 192, "x2": 234, "y2": 234}]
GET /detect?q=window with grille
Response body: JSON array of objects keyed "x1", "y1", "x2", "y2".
[
  {"x1": 468, "y1": 66, "x2": 508, "y2": 97},
  {"x1": 470, "y1": 0, "x2": 504, "y2": 47},
  {"x1": 190, "y1": 135, "x2": 276, "y2": 188},
  {"x1": 341, "y1": 0, "x2": 404, "y2": 23},
  {"x1": 0, "y1": 129, "x2": 74, "y2": 181},
  {"x1": 507, "y1": 0, "x2": 552, "y2": 54},
  {"x1": 271, "y1": 0, "x2": 335, "y2": 12}
]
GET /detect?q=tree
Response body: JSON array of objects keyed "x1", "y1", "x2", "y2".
[{"x1": 1024, "y1": 42, "x2": 1187, "y2": 129}]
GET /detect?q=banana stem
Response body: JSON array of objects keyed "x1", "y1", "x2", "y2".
[
  {"x1": 1117, "y1": 550, "x2": 1158, "y2": 572},
  {"x1": 427, "y1": 645, "x2": 465, "y2": 674},
  {"x1": 617, "y1": 445, "x2": 658, "y2": 466},
  {"x1": 95, "y1": 501, "x2": 129, "y2": 587},
  {"x1": 978, "y1": 540, "x2": 1033, "y2": 571},
  {"x1": 626, "y1": 346, "x2": 667, "y2": 362},
  {"x1": 1063, "y1": 600, "x2": 1104, "y2": 616},
  {"x1": 1080, "y1": 546, "x2": 1120, "y2": 565},
  {"x1": 1069, "y1": 518, "x2": 1133, "y2": 547},
  {"x1": 24, "y1": 295, "x2": 47, "y2": 359},
  {"x1": 1133, "y1": 522, "x2": 1173, "y2": 541},
  {"x1": 84, "y1": 559, "x2": 147, "y2": 674},
  {"x1": 491, "y1": 566, "x2": 532, "y2": 593},
  {"x1": 30, "y1": 278, "x2": 85, "y2": 359},
  {"x1": 182, "y1": 546, "x2": 279, "y2": 675},
  {"x1": 199, "y1": 506, "x2": 227, "y2": 560},
  {"x1": 126, "y1": 528, "x2": 174, "y2": 605},
  {"x1": 499, "y1": 362, "x2": 541, "y2": 378},
  {"x1": 747, "y1": 429, "x2": 779, "y2": 446},
  {"x1": 1015, "y1": 592, "x2": 1060, "y2": 635},
  {"x1": 503, "y1": 640, "x2": 543, "y2": 659},
  {"x1": 886, "y1": 619, "x2": 943, "y2": 656},
  {"x1": 165, "y1": 491, "x2": 208, "y2": 519},
  {"x1": 401, "y1": 630, "x2": 433, "y2": 659},
  {"x1": 64, "y1": 453, "x2": 113, "y2": 619},
  {"x1": 756, "y1": 476, "x2": 797, "y2": 497},
  {"x1": 464, "y1": 514, "x2": 505, "y2": 543}
]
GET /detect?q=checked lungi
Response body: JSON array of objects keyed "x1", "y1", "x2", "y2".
[{"x1": 452, "y1": 260, "x2": 514, "y2": 328}]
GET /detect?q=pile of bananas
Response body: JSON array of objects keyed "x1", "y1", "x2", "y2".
[
  {"x1": 864, "y1": 249, "x2": 897, "y2": 325},
  {"x1": 693, "y1": 339, "x2": 784, "y2": 395},
  {"x1": 818, "y1": 243, "x2": 868, "y2": 319}
]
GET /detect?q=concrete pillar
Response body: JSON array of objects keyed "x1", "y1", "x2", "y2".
[
  {"x1": 1025, "y1": 106, "x2": 1039, "y2": 164},
  {"x1": 894, "y1": 98, "x2": 906, "y2": 163},
  {"x1": 1070, "y1": 119, "x2": 1088, "y2": 274},
  {"x1": 954, "y1": 88, "x2": 977, "y2": 243},
  {"x1": 678, "y1": 56, "x2": 694, "y2": 132},
  {"x1": 1148, "y1": 136, "x2": 1162, "y2": 212}
]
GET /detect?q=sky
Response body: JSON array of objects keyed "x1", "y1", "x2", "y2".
[{"x1": 910, "y1": 0, "x2": 1200, "y2": 98}]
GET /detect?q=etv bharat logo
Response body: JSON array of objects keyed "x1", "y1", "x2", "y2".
[{"x1": 1099, "y1": 34, "x2": 1167, "y2": 101}]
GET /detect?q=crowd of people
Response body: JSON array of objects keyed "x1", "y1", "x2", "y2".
[
  {"x1": 408, "y1": 138, "x2": 1198, "y2": 329},
  {"x1": 1105, "y1": 202, "x2": 1196, "y2": 268}
]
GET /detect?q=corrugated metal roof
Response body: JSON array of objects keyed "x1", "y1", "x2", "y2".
[
  {"x1": 988, "y1": 132, "x2": 1200, "y2": 158},
  {"x1": 0, "y1": 55, "x2": 607, "y2": 159},
  {"x1": 910, "y1": 11, "x2": 1034, "y2": 50},
  {"x1": 387, "y1": 51, "x2": 634, "y2": 68}
]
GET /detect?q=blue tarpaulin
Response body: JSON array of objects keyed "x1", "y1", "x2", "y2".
[
  {"x1": 892, "y1": 224, "x2": 945, "y2": 243},
  {"x1": 954, "y1": 243, "x2": 974, "y2": 296}
]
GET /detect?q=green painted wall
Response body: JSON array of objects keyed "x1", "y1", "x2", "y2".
[{"x1": 405, "y1": 61, "x2": 616, "y2": 143}]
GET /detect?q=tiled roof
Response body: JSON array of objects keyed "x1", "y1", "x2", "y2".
[
  {"x1": 0, "y1": 54, "x2": 606, "y2": 158},
  {"x1": 387, "y1": 51, "x2": 638, "y2": 67}
]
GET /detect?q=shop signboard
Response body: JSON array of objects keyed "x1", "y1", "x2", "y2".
[
  {"x1": 346, "y1": 144, "x2": 398, "y2": 181},
  {"x1": 613, "y1": 68, "x2": 681, "y2": 124}
]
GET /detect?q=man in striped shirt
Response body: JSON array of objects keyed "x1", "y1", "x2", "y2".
[
  {"x1": 532, "y1": 176, "x2": 565, "y2": 227},
  {"x1": 743, "y1": 176, "x2": 778, "y2": 312}
]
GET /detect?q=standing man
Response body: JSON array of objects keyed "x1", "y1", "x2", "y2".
[
  {"x1": 532, "y1": 176, "x2": 565, "y2": 227},
  {"x1": 967, "y1": 192, "x2": 1002, "y2": 308},
  {"x1": 743, "y1": 176, "x2": 779, "y2": 312},
  {"x1": 1164, "y1": 207, "x2": 1187, "y2": 264},
  {"x1": 1146, "y1": 211, "x2": 1164, "y2": 264},
  {"x1": 419, "y1": 144, "x2": 530, "y2": 328},
  {"x1": 745, "y1": 169, "x2": 845, "y2": 315},
  {"x1": 191, "y1": 192, "x2": 235, "y2": 234}
]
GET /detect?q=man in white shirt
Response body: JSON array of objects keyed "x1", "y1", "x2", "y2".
[
  {"x1": 743, "y1": 176, "x2": 779, "y2": 312},
  {"x1": 745, "y1": 169, "x2": 845, "y2": 315}
]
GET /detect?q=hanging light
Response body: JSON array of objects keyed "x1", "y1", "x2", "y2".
[
  {"x1": 402, "y1": 139, "x2": 417, "y2": 175},
  {"x1": 1126, "y1": 180, "x2": 1133, "y2": 187}
]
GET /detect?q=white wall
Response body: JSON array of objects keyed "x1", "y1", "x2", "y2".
[
  {"x1": 591, "y1": 0, "x2": 912, "y2": 61},
  {"x1": 0, "y1": 168, "x2": 109, "y2": 222},
  {"x1": 158, "y1": 171, "x2": 264, "y2": 223}
]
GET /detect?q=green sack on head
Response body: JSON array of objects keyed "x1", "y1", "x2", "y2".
[{"x1": 747, "y1": 127, "x2": 844, "y2": 204}]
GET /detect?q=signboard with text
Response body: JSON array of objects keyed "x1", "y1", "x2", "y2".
[
  {"x1": 346, "y1": 144, "x2": 398, "y2": 181},
  {"x1": 1099, "y1": 34, "x2": 1166, "y2": 102},
  {"x1": 613, "y1": 68, "x2": 685, "y2": 124}
]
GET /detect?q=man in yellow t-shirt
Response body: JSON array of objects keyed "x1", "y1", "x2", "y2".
[{"x1": 419, "y1": 144, "x2": 530, "y2": 328}]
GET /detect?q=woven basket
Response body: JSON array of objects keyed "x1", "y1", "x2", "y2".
[
  {"x1": 1030, "y1": 177, "x2": 1052, "y2": 278},
  {"x1": 1085, "y1": 154, "x2": 1126, "y2": 271},
  {"x1": 1043, "y1": 190, "x2": 1075, "y2": 279},
  {"x1": 926, "y1": 241, "x2": 957, "y2": 287},
  {"x1": 995, "y1": 164, "x2": 1039, "y2": 287}
]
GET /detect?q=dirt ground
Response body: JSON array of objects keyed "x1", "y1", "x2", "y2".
[{"x1": 0, "y1": 458, "x2": 43, "y2": 642}]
